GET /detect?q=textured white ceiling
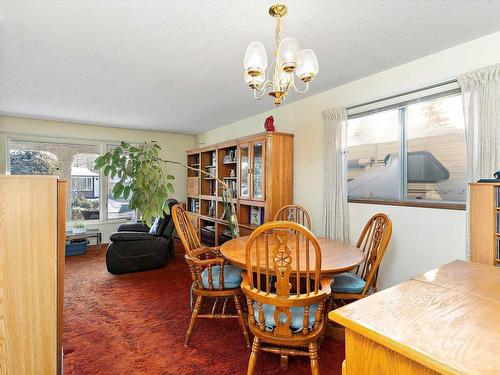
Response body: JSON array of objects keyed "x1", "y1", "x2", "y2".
[{"x1": 1, "y1": 0, "x2": 500, "y2": 134}]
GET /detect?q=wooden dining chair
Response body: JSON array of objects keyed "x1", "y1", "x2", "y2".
[
  {"x1": 274, "y1": 204, "x2": 312, "y2": 229},
  {"x1": 241, "y1": 221, "x2": 333, "y2": 375},
  {"x1": 171, "y1": 204, "x2": 250, "y2": 347},
  {"x1": 330, "y1": 213, "x2": 392, "y2": 308}
]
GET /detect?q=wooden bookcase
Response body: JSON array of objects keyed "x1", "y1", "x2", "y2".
[
  {"x1": 469, "y1": 182, "x2": 500, "y2": 266},
  {"x1": 186, "y1": 132, "x2": 293, "y2": 246}
]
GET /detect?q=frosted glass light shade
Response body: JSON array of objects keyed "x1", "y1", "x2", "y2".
[
  {"x1": 278, "y1": 37, "x2": 300, "y2": 72},
  {"x1": 244, "y1": 70, "x2": 265, "y2": 89},
  {"x1": 243, "y1": 41, "x2": 268, "y2": 75},
  {"x1": 296, "y1": 49, "x2": 319, "y2": 82}
]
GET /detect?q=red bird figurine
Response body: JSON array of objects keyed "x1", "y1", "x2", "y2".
[{"x1": 264, "y1": 115, "x2": 275, "y2": 131}]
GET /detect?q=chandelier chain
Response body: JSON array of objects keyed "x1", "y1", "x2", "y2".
[{"x1": 274, "y1": 16, "x2": 281, "y2": 59}]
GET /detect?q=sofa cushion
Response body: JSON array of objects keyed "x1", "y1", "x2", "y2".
[
  {"x1": 201, "y1": 265, "x2": 242, "y2": 289},
  {"x1": 253, "y1": 302, "x2": 318, "y2": 331},
  {"x1": 331, "y1": 272, "x2": 366, "y2": 294},
  {"x1": 149, "y1": 217, "x2": 167, "y2": 236}
]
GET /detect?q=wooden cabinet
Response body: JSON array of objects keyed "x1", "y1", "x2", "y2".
[
  {"x1": 329, "y1": 260, "x2": 500, "y2": 375},
  {"x1": 0, "y1": 175, "x2": 66, "y2": 374},
  {"x1": 469, "y1": 182, "x2": 500, "y2": 266},
  {"x1": 186, "y1": 132, "x2": 293, "y2": 246}
]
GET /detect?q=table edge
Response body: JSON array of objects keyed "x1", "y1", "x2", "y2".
[{"x1": 220, "y1": 236, "x2": 365, "y2": 275}]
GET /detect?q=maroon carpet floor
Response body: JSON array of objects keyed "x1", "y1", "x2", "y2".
[{"x1": 63, "y1": 241, "x2": 344, "y2": 374}]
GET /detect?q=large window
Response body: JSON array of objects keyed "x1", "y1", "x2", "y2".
[
  {"x1": 8, "y1": 139, "x2": 134, "y2": 222},
  {"x1": 107, "y1": 145, "x2": 134, "y2": 220},
  {"x1": 347, "y1": 91, "x2": 466, "y2": 205}
]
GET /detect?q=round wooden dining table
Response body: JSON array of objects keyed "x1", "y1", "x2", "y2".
[{"x1": 220, "y1": 235, "x2": 364, "y2": 276}]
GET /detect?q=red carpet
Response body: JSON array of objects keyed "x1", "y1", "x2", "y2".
[{"x1": 63, "y1": 241, "x2": 344, "y2": 374}]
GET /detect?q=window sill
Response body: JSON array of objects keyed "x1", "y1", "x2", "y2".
[
  {"x1": 67, "y1": 218, "x2": 134, "y2": 226},
  {"x1": 348, "y1": 198, "x2": 465, "y2": 211}
]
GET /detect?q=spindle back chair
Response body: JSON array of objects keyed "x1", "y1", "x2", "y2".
[
  {"x1": 273, "y1": 204, "x2": 312, "y2": 229},
  {"x1": 331, "y1": 213, "x2": 392, "y2": 307},
  {"x1": 241, "y1": 221, "x2": 332, "y2": 375},
  {"x1": 171, "y1": 204, "x2": 250, "y2": 347}
]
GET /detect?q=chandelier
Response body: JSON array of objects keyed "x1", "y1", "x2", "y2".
[{"x1": 243, "y1": 4, "x2": 319, "y2": 106}]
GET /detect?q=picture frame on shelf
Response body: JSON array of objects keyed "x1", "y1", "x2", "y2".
[{"x1": 249, "y1": 206, "x2": 264, "y2": 226}]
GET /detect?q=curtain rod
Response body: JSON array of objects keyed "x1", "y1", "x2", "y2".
[{"x1": 346, "y1": 79, "x2": 458, "y2": 111}]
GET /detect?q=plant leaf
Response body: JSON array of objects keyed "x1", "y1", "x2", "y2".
[{"x1": 123, "y1": 185, "x2": 131, "y2": 200}]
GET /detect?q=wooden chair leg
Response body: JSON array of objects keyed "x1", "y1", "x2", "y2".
[
  {"x1": 234, "y1": 295, "x2": 250, "y2": 347},
  {"x1": 247, "y1": 337, "x2": 260, "y2": 375},
  {"x1": 185, "y1": 295, "x2": 203, "y2": 346},
  {"x1": 309, "y1": 341, "x2": 319, "y2": 375},
  {"x1": 280, "y1": 352, "x2": 289, "y2": 368}
]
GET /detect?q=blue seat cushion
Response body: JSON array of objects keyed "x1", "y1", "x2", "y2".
[
  {"x1": 201, "y1": 264, "x2": 242, "y2": 289},
  {"x1": 253, "y1": 302, "x2": 318, "y2": 331},
  {"x1": 332, "y1": 272, "x2": 366, "y2": 294}
]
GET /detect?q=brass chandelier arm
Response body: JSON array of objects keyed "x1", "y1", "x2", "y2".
[
  {"x1": 292, "y1": 80, "x2": 310, "y2": 94},
  {"x1": 253, "y1": 87, "x2": 268, "y2": 100}
]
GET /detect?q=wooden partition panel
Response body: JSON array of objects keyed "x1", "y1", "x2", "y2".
[
  {"x1": 0, "y1": 176, "x2": 58, "y2": 374},
  {"x1": 57, "y1": 180, "x2": 67, "y2": 375}
]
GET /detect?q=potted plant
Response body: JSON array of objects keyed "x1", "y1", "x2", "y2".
[
  {"x1": 94, "y1": 141, "x2": 239, "y2": 236},
  {"x1": 72, "y1": 221, "x2": 86, "y2": 234}
]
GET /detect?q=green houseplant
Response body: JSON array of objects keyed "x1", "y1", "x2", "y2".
[{"x1": 94, "y1": 141, "x2": 239, "y2": 237}]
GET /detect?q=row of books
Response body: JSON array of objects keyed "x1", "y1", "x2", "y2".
[
  {"x1": 497, "y1": 187, "x2": 500, "y2": 206},
  {"x1": 497, "y1": 211, "x2": 500, "y2": 233},
  {"x1": 188, "y1": 199, "x2": 199, "y2": 213},
  {"x1": 226, "y1": 180, "x2": 237, "y2": 198}
]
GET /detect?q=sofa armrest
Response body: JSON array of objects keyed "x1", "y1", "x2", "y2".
[
  {"x1": 110, "y1": 232, "x2": 157, "y2": 242},
  {"x1": 117, "y1": 222, "x2": 150, "y2": 233}
]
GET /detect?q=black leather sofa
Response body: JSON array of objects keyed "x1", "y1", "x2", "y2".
[{"x1": 106, "y1": 199, "x2": 178, "y2": 274}]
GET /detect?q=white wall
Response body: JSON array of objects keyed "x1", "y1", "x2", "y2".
[
  {"x1": 0, "y1": 116, "x2": 196, "y2": 242},
  {"x1": 197, "y1": 31, "x2": 500, "y2": 289}
]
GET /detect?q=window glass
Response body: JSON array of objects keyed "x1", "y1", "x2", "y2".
[
  {"x1": 346, "y1": 93, "x2": 466, "y2": 204},
  {"x1": 107, "y1": 145, "x2": 134, "y2": 220},
  {"x1": 347, "y1": 110, "x2": 400, "y2": 200},
  {"x1": 9, "y1": 140, "x2": 100, "y2": 220},
  {"x1": 406, "y1": 95, "x2": 466, "y2": 202},
  {"x1": 71, "y1": 153, "x2": 100, "y2": 220}
]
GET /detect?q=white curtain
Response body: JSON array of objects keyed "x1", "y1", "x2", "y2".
[
  {"x1": 458, "y1": 64, "x2": 500, "y2": 258},
  {"x1": 458, "y1": 64, "x2": 500, "y2": 180},
  {"x1": 322, "y1": 107, "x2": 349, "y2": 241}
]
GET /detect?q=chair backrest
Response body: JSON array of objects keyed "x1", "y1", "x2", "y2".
[
  {"x1": 243, "y1": 221, "x2": 328, "y2": 338},
  {"x1": 171, "y1": 204, "x2": 201, "y2": 256},
  {"x1": 273, "y1": 204, "x2": 312, "y2": 229},
  {"x1": 355, "y1": 213, "x2": 392, "y2": 294}
]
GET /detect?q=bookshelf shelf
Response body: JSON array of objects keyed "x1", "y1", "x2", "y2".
[{"x1": 199, "y1": 194, "x2": 217, "y2": 200}]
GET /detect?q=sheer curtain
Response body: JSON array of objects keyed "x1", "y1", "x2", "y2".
[
  {"x1": 458, "y1": 64, "x2": 500, "y2": 257},
  {"x1": 322, "y1": 107, "x2": 349, "y2": 241}
]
